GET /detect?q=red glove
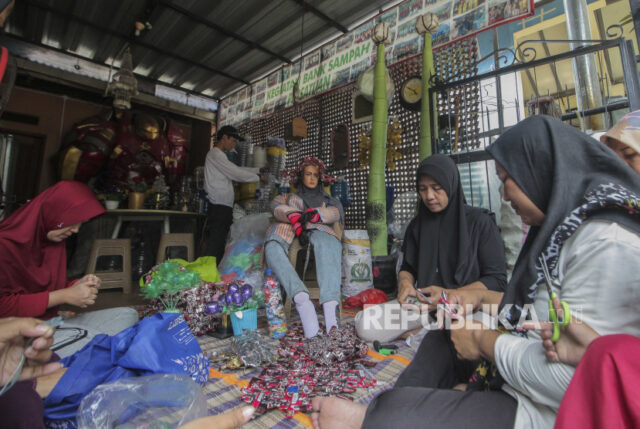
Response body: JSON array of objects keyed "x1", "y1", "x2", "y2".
[
  {"x1": 287, "y1": 212, "x2": 303, "y2": 236},
  {"x1": 287, "y1": 212, "x2": 302, "y2": 224},
  {"x1": 304, "y1": 208, "x2": 321, "y2": 224}
]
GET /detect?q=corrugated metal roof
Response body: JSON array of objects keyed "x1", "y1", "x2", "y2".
[{"x1": 4, "y1": 0, "x2": 400, "y2": 100}]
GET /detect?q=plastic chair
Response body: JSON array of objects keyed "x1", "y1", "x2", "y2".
[
  {"x1": 283, "y1": 237, "x2": 343, "y2": 321},
  {"x1": 86, "y1": 239, "x2": 132, "y2": 294},
  {"x1": 156, "y1": 233, "x2": 194, "y2": 264}
]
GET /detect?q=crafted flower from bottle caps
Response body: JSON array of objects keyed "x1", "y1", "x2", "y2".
[
  {"x1": 205, "y1": 281, "x2": 265, "y2": 315},
  {"x1": 141, "y1": 261, "x2": 202, "y2": 312}
]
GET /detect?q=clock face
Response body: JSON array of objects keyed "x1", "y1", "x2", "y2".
[{"x1": 400, "y1": 76, "x2": 422, "y2": 111}]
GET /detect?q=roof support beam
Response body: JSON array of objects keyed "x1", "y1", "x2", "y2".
[
  {"x1": 157, "y1": 0, "x2": 292, "y2": 65},
  {"x1": 289, "y1": 0, "x2": 348, "y2": 33},
  {"x1": 22, "y1": 0, "x2": 249, "y2": 85}
]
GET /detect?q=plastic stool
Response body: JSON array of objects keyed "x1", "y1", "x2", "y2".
[
  {"x1": 283, "y1": 237, "x2": 343, "y2": 321},
  {"x1": 156, "y1": 233, "x2": 194, "y2": 264},
  {"x1": 86, "y1": 238, "x2": 132, "y2": 294}
]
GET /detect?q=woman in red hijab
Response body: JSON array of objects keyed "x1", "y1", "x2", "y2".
[
  {"x1": 0, "y1": 181, "x2": 105, "y2": 319},
  {"x1": 0, "y1": 181, "x2": 107, "y2": 429}
]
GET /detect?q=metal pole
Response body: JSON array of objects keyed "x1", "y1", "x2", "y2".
[
  {"x1": 492, "y1": 29, "x2": 505, "y2": 133},
  {"x1": 628, "y1": 0, "x2": 640, "y2": 54},
  {"x1": 620, "y1": 39, "x2": 640, "y2": 110},
  {"x1": 563, "y1": 0, "x2": 605, "y2": 130}
]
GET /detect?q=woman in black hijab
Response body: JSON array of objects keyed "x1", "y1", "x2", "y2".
[
  {"x1": 311, "y1": 116, "x2": 640, "y2": 429},
  {"x1": 357, "y1": 153, "x2": 507, "y2": 389},
  {"x1": 401, "y1": 154, "x2": 506, "y2": 297}
]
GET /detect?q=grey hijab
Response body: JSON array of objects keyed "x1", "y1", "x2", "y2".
[{"x1": 486, "y1": 115, "x2": 640, "y2": 324}]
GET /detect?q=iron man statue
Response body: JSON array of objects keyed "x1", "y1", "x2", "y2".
[{"x1": 58, "y1": 110, "x2": 188, "y2": 190}]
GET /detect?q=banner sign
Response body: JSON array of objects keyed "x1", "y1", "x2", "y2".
[{"x1": 219, "y1": 0, "x2": 532, "y2": 126}]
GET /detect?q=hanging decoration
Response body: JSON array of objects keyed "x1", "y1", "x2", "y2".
[
  {"x1": 386, "y1": 119, "x2": 403, "y2": 170},
  {"x1": 357, "y1": 127, "x2": 371, "y2": 167},
  {"x1": 358, "y1": 119, "x2": 403, "y2": 171},
  {"x1": 105, "y1": 46, "x2": 138, "y2": 110}
]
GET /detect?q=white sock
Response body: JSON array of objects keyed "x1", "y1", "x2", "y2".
[
  {"x1": 294, "y1": 292, "x2": 319, "y2": 338},
  {"x1": 323, "y1": 300, "x2": 339, "y2": 333}
]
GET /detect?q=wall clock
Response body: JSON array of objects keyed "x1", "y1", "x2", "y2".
[{"x1": 400, "y1": 75, "x2": 422, "y2": 111}]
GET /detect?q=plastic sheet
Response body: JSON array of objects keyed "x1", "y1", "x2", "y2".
[
  {"x1": 44, "y1": 313, "x2": 209, "y2": 425},
  {"x1": 77, "y1": 374, "x2": 207, "y2": 429}
]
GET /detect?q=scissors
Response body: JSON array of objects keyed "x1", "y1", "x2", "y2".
[{"x1": 538, "y1": 256, "x2": 571, "y2": 342}]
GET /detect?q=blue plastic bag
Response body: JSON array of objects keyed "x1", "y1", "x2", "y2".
[{"x1": 44, "y1": 313, "x2": 208, "y2": 427}]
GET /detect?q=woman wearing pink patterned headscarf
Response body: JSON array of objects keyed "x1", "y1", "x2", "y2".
[{"x1": 264, "y1": 156, "x2": 343, "y2": 338}]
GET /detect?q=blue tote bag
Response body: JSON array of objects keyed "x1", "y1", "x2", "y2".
[{"x1": 44, "y1": 312, "x2": 209, "y2": 426}]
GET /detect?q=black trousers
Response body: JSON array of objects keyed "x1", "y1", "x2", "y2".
[
  {"x1": 204, "y1": 204, "x2": 233, "y2": 265},
  {"x1": 363, "y1": 330, "x2": 517, "y2": 429},
  {"x1": 396, "y1": 329, "x2": 478, "y2": 389}
]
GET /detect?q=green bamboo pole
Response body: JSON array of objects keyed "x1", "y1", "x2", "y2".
[
  {"x1": 419, "y1": 30, "x2": 436, "y2": 161},
  {"x1": 367, "y1": 42, "x2": 388, "y2": 257}
]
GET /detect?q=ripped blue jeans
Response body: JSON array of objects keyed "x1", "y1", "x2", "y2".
[{"x1": 264, "y1": 230, "x2": 342, "y2": 304}]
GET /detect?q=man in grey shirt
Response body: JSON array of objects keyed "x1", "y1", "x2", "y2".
[{"x1": 204, "y1": 125, "x2": 262, "y2": 264}]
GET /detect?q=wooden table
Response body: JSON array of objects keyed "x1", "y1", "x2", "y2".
[{"x1": 105, "y1": 209, "x2": 205, "y2": 239}]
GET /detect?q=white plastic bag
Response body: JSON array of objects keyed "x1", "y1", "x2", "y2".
[
  {"x1": 228, "y1": 212, "x2": 271, "y2": 243},
  {"x1": 341, "y1": 230, "x2": 374, "y2": 297},
  {"x1": 76, "y1": 374, "x2": 207, "y2": 429}
]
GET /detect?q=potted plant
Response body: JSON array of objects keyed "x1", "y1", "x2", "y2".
[
  {"x1": 128, "y1": 177, "x2": 148, "y2": 210},
  {"x1": 104, "y1": 186, "x2": 123, "y2": 210},
  {"x1": 205, "y1": 281, "x2": 264, "y2": 336}
]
